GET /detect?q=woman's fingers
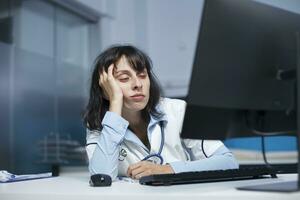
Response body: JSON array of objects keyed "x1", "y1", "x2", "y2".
[
  {"x1": 107, "y1": 64, "x2": 114, "y2": 78},
  {"x1": 131, "y1": 167, "x2": 145, "y2": 179},
  {"x1": 134, "y1": 171, "x2": 151, "y2": 179},
  {"x1": 127, "y1": 162, "x2": 142, "y2": 177},
  {"x1": 99, "y1": 64, "x2": 113, "y2": 85},
  {"x1": 127, "y1": 161, "x2": 157, "y2": 179},
  {"x1": 98, "y1": 64, "x2": 123, "y2": 102},
  {"x1": 98, "y1": 64, "x2": 123, "y2": 113},
  {"x1": 99, "y1": 73, "x2": 103, "y2": 86},
  {"x1": 99, "y1": 64, "x2": 111, "y2": 86},
  {"x1": 102, "y1": 68, "x2": 108, "y2": 80},
  {"x1": 127, "y1": 161, "x2": 174, "y2": 179}
]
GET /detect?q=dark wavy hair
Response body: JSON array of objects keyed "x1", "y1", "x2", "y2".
[{"x1": 83, "y1": 45, "x2": 163, "y2": 130}]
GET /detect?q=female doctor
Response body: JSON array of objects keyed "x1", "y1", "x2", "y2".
[{"x1": 83, "y1": 45, "x2": 238, "y2": 181}]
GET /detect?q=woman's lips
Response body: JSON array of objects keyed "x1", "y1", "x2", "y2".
[{"x1": 130, "y1": 95, "x2": 145, "y2": 101}]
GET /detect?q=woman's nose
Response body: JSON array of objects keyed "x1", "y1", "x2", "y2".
[{"x1": 133, "y1": 77, "x2": 142, "y2": 89}]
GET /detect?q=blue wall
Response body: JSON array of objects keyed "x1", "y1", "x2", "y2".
[{"x1": 224, "y1": 136, "x2": 297, "y2": 151}]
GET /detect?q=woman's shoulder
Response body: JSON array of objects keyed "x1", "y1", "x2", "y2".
[
  {"x1": 160, "y1": 97, "x2": 186, "y2": 105},
  {"x1": 159, "y1": 97, "x2": 187, "y2": 113}
]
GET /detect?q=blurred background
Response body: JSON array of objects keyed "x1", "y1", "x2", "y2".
[{"x1": 0, "y1": 0, "x2": 298, "y2": 174}]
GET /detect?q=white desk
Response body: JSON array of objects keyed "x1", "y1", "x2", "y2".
[{"x1": 0, "y1": 169, "x2": 299, "y2": 200}]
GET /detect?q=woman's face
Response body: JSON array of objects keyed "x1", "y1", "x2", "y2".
[{"x1": 114, "y1": 56, "x2": 150, "y2": 114}]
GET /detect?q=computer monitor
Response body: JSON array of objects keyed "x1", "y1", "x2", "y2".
[{"x1": 181, "y1": 0, "x2": 300, "y2": 192}]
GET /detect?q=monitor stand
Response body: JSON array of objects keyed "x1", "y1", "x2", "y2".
[
  {"x1": 237, "y1": 33, "x2": 300, "y2": 193},
  {"x1": 237, "y1": 180, "x2": 298, "y2": 192}
]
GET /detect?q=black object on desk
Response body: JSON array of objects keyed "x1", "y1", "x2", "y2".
[
  {"x1": 180, "y1": 0, "x2": 300, "y2": 192},
  {"x1": 90, "y1": 174, "x2": 112, "y2": 187},
  {"x1": 139, "y1": 166, "x2": 277, "y2": 186}
]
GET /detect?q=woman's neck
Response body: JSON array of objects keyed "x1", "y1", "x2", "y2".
[
  {"x1": 123, "y1": 110, "x2": 150, "y2": 149},
  {"x1": 122, "y1": 110, "x2": 144, "y2": 127}
]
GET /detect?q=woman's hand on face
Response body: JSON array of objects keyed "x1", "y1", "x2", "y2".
[
  {"x1": 127, "y1": 161, "x2": 174, "y2": 180},
  {"x1": 99, "y1": 64, "x2": 123, "y2": 115}
]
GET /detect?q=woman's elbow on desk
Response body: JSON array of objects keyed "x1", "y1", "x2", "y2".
[
  {"x1": 88, "y1": 147, "x2": 119, "y2": 181},
  {"x1": 223, "y1": 153, "x2": 239, "y2": 169}
]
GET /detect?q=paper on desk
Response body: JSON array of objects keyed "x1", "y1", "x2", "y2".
[
  {"x1": 117, "y1": 176, "x2": 138, "y2": 183},
  {"x1": 0, "y1": 170, "x2": 52, "y2": 183}
]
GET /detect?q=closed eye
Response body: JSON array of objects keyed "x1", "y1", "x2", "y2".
[
  {"x1": 138, "y1": 72, "x2": 147, "y2": 79},
  {"x1": 118, "y1": 76, "x2": 130, "y2": 82}
]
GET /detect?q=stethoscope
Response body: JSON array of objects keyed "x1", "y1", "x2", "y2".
[
  {"x1": 141, "y1": 121, "x2": 165, "y2": 164},
  {"x1": 120, "y1": 120, "x2": 209, "y2": 164}
]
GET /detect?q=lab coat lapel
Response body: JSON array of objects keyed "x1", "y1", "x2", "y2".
[
  {"x1": 150, "y1": 123, "x2": 162, "y2": 154},
  {"x1": 123, "y1": 129, "x2": 148, "y2": 152}
]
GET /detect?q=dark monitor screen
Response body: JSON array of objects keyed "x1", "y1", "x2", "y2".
[{"x1": 181, "y1": 0, "x2": 300, "y2": 140}]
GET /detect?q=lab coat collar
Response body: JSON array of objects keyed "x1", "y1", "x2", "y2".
[
  {"x1": 123, "y1": 102, "x2": 168, "y2": 152},
  {"x1": 148, "y1": 100, "x2": 168, "y2": 127},
  {"x1": 123, "y1": 129, "x2": 149, "y2": 152}
]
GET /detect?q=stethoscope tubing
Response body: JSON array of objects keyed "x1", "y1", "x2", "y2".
[{"x1": 142, "y1": 121, "x2": 165, "y2": 164}]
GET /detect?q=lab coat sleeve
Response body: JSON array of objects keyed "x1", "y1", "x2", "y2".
[
  {"x1": 168, "y1": 144, "x2": 239, "y2": 173},
  {"x1": 86, "y1": 111, "x2": 129, "y2": 181}
]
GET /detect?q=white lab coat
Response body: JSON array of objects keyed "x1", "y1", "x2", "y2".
[{"x1": 86, "y1": 98, "x2": 223, "y2": 177}]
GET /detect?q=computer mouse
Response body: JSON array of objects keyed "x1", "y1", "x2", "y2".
[{"x1": 89, "y1": 174, "x2": 112, "y2": 187}]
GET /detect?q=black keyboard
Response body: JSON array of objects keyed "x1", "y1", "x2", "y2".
[{"x1": 139, "y1": 166, "x2": 277, "y2": 186}]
